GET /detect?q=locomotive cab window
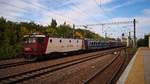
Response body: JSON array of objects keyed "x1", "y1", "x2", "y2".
[
  {"x1": 23, "y1": 37, "x2": 36, "y2": 43},
  {"x1": 37, "y1": 37, "x2": 44, "y2": 44},
  {"x1": 23, "y1": 37, "x2": 45, "y2": 44}
]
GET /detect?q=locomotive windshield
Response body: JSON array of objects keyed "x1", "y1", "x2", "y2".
[
  {"x1": 23, "y1": 37, "x2": 44, "y2": 44},
  {"x1": 23, "y1": 37, "x2": 36, "y2": 43},
  {"x1": 37, "y1": 37, "x2": 44, "y2": 44}
]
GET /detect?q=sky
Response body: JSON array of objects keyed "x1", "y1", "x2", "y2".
[{"x1": 0, "y1": 0, "x2": 150, "y2": 39}]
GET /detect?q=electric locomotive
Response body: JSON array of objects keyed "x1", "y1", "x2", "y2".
[{"x1": 23, "y1": 32, "x2": 124, "y2": 61}]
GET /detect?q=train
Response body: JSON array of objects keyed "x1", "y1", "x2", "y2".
[{"x1": 23, "y1": 32, "x2": 124, "y2": 61}]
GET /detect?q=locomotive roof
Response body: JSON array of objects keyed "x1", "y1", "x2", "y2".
[
  {"x1": 24, "y1": 34, "x2": 46, "y2": 37},
  {"x1": 48, "y1": 37, "x2": 82, "y2": 40}
]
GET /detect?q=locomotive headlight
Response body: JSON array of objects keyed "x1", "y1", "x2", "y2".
[{"x1": 24, "y1": 47, "x2": 32, "y2": 52}]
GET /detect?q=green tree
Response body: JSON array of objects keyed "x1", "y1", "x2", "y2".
[
  {"x1": 0, "y1": 17, "x2": 7, "y2": 45},
  {"x1": 0, "y1": 17, "x2": 22, "y2": 60},
  {"x1": 57, "y1": 24, "x2": 72, "y2": 38},
  {"x1": 137, "y1": 35, "x2": 149, "y2": 47},
  {"x1": 50, "y1": 19, "x2": 57, "y2": 28},
  {"x1": 0, "y1": 17, "x2": 109, "y2": 60}
]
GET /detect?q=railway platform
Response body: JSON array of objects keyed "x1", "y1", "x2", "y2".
[{"x1": 117, "y1": 47, "x2": 150, "y2": 84}]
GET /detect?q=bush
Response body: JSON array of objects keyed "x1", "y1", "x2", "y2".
[{"x1": 0, "y1": 44, "x2": 22, "y2": 60}]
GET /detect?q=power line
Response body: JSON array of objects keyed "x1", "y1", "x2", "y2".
[
  {"x1": 75, "y1": 20, "x2": 134, "y2": 36},
  {"x1": 52, "y1": 0, "x2": 101, "y2": 25},
  {"x1": 25, "y1": 0, "x2": 72, "y2": 22},
  {"x1": 75, "y1": 20, "x2": 133, "y2": 27},
  {"x1": 0, "y1": 1, "x2": 44, "y2": 23},
  {"x1": 25, "y1": 0, "x2": 95, "y2": 24},
  {"x1": 68, "y1": 1, "x2": 100, "y2": 22},
  {"x1": 0, "y1": 0, "x2": 74, "y2": 24},
  {"x1": 0, "y1": 1, "x2": 29, "y2": 14},
  {"x1": 25, "y1": 1, "x2": 68, "y2": 17},
  {"x1": 93, "y1": 0, "x2": 113, "y2": 19}
]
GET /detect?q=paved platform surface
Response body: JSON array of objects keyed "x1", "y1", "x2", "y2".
[
  {"x1": 117, "y1": 47, "x2": 150, "y2": 84},
  {"x1": 143, "y1": 48, "x2": 150, "y2": 84}
]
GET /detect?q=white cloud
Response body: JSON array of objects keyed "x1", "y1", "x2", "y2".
[
  {"x1": 143, "y1": 9, "x2": 150, "y2": 15},
  {"x1": 95, "y1": 0, "x2": 112, "y2": 5},
  {"x1": 0, "y1": 0, "x2": 27, "y2": 18},
  {"x1": 0, "y1": 0, "x2": 150, "y2": 38},
  {"x1": 106, "y1": 14, "x2": 150, "y2": 38},
  {"x1": 105, "y1": 0, "x2": 143, "y2": 12},
  {"x1": 0, "y1": 0, "x2": 111, "y2": 25}
]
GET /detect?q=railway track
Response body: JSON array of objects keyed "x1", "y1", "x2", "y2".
[
  {"x1": 84, "y1": 49, "x2": 126, "y2": 84},
  {"x1": 108, "y1": 48, "x2": 127, "y2": 84},
  {"x1": 0, "y1": 48, "x2": 123, "y2": 84},
  {"x1": 0, "y1": 61, "x2": 29, "y2": 69}
]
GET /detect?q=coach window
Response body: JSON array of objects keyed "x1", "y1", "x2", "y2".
[
  {"x1": 69, "y1": 40, "x2": 71, "y2": 43},
  {"x1": 50, "y1": 39, "x2": 52, "y2": 43},
  {"x1": 92, "y1": 42, "x2": 94, "y2": 45},
  {"x1": 60, "y1": 40, "x2": 62, "y2": 43},
  {"x1": 77, "y1": 40, "x2": 78, "y2": 43}
]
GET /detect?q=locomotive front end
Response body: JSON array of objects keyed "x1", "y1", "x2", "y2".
[{"x1": 23, "y1": 33, "x2": 47, "y2": 61}]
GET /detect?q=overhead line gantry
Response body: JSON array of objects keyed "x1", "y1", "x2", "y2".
[{"x1": 74, "y1": 19, "x2": 137, "y2": 48}]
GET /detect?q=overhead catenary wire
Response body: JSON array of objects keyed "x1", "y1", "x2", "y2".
[
  {"x1": 75, "y1": 20, "x2": 135, "y2": 38},
  {"x1": 75, "y1": 20, "x2": 133, "y2": 27},
  {"x1": 1, "y1": 0, "x2": 112, "y2": 26},
  {"x1": 0, "y1": 1, "x2": 45, "y2": 23},
  {"x1": 53, "y1": 0, "x2": 106, "y2": 25},
  {"x1": 24, "y1": 0, "x2": 99, "y2": 24},
  {"x1": 93, "y1": 0, "x2": 113, "y2": 20},
  {"x1": 65, "y1": 1, "x2": 100, "y2": 22},
  {"x1": 0, "y1": 0, "x2": 74, "y2": 24},
  {"x1": 24, "y1": 0, "x2": 73, "y2": 23}
]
